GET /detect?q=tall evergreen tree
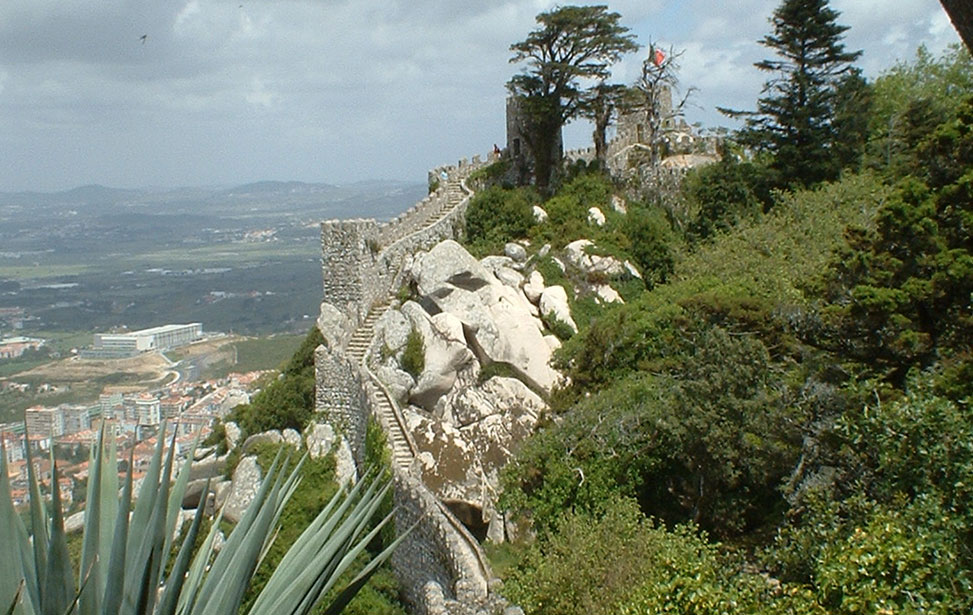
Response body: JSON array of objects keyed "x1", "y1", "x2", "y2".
[
  {"x1": 508, "y1": 5, "x2": 638, "y2": 193},
  {"x1": 725, "y1": 0, "x2": 861, "y2": 187}
]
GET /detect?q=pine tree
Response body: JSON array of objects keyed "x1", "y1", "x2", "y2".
[{"x1": 726, "y1": 0, "x2": 861, "y2": 187}]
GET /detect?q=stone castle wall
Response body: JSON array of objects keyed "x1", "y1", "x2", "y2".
[
  {"x1": 313, "y1": 344, "x2": 367, "y2": 467},
  {"x1": 315, "y1": 154, "x2": 503, "y2": 615},
  {"x1": 320, "y1": 158, "x2": 484, "y2": 328},
  {"x1": 391, "y1": 472, "x2": 491, "y2": 615}
]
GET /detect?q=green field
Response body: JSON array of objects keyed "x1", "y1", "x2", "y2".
[{"x1": 0, "y1": 264, "x2": 92, "y2": 280}]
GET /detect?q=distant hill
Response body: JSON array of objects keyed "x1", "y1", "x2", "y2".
[{"x1": 0, "y1": 179, "x2": 427, "y2": 223}]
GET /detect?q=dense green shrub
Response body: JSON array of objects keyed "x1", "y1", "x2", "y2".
[
  {"x1": 865, "y1": 44, "x2": 973, "y2": 178},
  {"x1": 468, "y1": 158, "x2": 512, "y2": 186},
  {"x1": 464, "y1": 186, "x2": 537, "y2": 257},
  {"x1": 503, "y1": 498, "x2": 683, "y2": 615},
  {"x1": 504, "y1": 498, "x2": 815, "y2": 615},
  {"x1": 618, "y1": 204, "x2": 673, "y2": 287},
  {"x1": 530, "y1": 173, "x2": 616, "y2": 248},
  {"x1": 400, "y1": 328, "x2": 424, "y2": 379},
  {"x1": 684, "y1": 157, "x2": 769, "y2": 240},
  {"x1": 816, "y1": 98, "x2": 973, "y2": 386},
  {"x1": 505, "y1": 319, "x2": 803, "y2": 537}
]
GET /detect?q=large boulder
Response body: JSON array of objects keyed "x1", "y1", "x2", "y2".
[
  {"x1": 188, "y1": 451, "x2": 227, "y2": 481},
  {"x1": 305, "y1": 422, "x2": 336, "y2": 459},
  {"x1": 522, "y1": 270, "x2": 545, "y2": 305},
  {"x1": 224, "y1": 455, "x2": 262, "y2": 523},
  {"x1": 223, "y1": 421, "x2": 243, "y2": 449},
  {"x1": 334, "y1": 438, "x2": 357, "y2": 487},
  {"x1": 587, "y1": 207, "x2": 606, "y2": 226},
  {"x1": 317, "y1": 301, "x2": 354, "y2": 350},
  {"x1": 480, "y1": 255, "x2": 524, "y2": 289},
  {"x1": 241, "y1": 430, "x2": 282, "y2": 454},
  {"x1": 595, "y1": 284, "x2": 624, "y2": 304},
  {"x1": 563, "y1": 239, "x2": 641, "y2": 279},
  {"x1": 404, "y1": 376, "x2": 544, "y2": 513},
  {"x1": 376, "y1": 364, "x2": 415, "y2": 406},
  {"x1": 401, "y1": 302, "x2": 476, "y2": 412},
  {"x1": 611, "y1": 194, "x2": 627, "y2": 214},
  {"x1": 539, "y1": 285, "x2": 578, "y2": 334},
  {"x1": 375, "y1": 308, "x2": 412, "y2": 355},
  {"x1": 448, "y1": 376, "x2": 545, "y2": 430},
  {"x1": 281, "y1": 428, "x2": 302, "y2": 448},
  {"x1": 409, "y1": 240, "x2": 559, "y2": 394},
  {"x1": 504, "y1": 242, "x2": 528, "y2": 263}
]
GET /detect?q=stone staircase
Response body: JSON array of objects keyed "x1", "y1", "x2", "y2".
[
  {"x1": 354, "y1": 170, "x2": 499, "y2": 576},
  {"x1": 422, "y1": 179, "x2": 466, "y2": 228},
  {"x1": 344, "y1": 180, "x2": 473, "y2": 475},
  {"x1": 346, "y1": 301, "x2": 386, "y2": 365}
]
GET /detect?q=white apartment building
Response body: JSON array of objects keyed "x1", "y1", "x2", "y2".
[
  {"x1": 93, "y1": 323, "x2": 202, "y2": 353},
  {"x1": 135, "y1": 395, "x2": 161, "y2": 426}
]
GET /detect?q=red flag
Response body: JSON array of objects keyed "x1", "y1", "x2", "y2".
[{"x1": 653, "y1": 48, "x2": 666, "y2": 67}]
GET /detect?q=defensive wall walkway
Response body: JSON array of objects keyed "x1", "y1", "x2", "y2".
[{"x1": 315, "y1": 155, "x2": 505, "y2": 615}]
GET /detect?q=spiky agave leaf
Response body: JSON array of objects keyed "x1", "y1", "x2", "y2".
[
  {"x1": 101, "y1": 445, "x2": 135, "y2": 615},
  {"x1": 193, "y1": 454, "x2": 291, "y2": 615},
  {"x1": 156, "y1": 478, "x2": 210, "y2": 615},
  {"x1": 0, "y1": 441, "x2": 31, "y2": 615},
  {"x1": 160, "y1": 433, "x2": 198, "y2": 583},
  {"x1": 246, "y1": 472, "x2": 408, "y2": 615},
  {"x1": 78, "y1": 424, "x2": 107, "y2": 615},
  {"x1": 4, "y1": 423, "x2": 408, "y2": 615},
  {"x1": 3, "y1": 582, "x2": 23, "y2": 615},
  {"x1": 41, "y1": 452, "x2": 73, "y2": 615},
  {"x1": 96, "y1": 426, "x2": 119, "y2": 599},
  {"x1": 22, "y1": 432, "x2": 48, "y2": 611}
]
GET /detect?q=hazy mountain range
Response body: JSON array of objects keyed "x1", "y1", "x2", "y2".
[{"x1": 0, "y1": 180, "x2": 428, "y2": 225}]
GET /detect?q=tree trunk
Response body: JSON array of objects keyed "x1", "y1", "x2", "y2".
[
  {"x1": 593, "y1": 109, "x2": 610, "y2": 166},
  {"x1": 528, "y1": 114, "x2": 562, "y2": 195}
]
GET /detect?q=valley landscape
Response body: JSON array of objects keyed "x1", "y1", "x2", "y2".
[
  {"x1": 0, "y1": 180, "x2": 426, "y2": 335},
  {"x1": 0, "y1": 180, "x2": 424, "y2": 422}
]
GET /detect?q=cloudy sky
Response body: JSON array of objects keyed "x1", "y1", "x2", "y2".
[{"x1": 0, "y1": 0, "x2": 961, "y2": 192}]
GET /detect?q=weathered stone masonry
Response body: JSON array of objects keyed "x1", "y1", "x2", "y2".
[
  {"x1": 313, "y1": 344, "x2": 367, "y2": 468},
  {"x1": 315, "y1": 157, "x2": 505, "y2": 615}
]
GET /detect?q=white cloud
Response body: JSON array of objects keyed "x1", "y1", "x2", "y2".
[{"x1": 0, "y1": 0, "x2": 963, "y2": 191}]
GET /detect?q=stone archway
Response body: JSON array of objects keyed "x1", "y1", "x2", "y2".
[{"x1": 442, "y1": 499, "x2": 489, "y2": 542}]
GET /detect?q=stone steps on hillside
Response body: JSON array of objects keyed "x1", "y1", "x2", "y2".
[
  {"x1": 326, "y1": 167, "x2": 498, "y2": 596},
  {"x1": 345, "y1": 301, "x2": 415, "y2": 471},
  {"x1": 346, "y1": 303, "x2": 387, "y2": 363},
  {"x1": 370, "y1": 385, "x2": 413, "y2": 469}
]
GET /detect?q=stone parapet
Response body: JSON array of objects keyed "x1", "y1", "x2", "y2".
[
  {"x1": 313, "y1": 344, "x2": 367, "y2": 467},
  {"x1": 320, "y1": 159, "x2": 485, "y2": 340},
  {"x1": 392, "y1": 470, "x2": 489, "y2": 615},
  {"x1": 315, "y1": 152, "x2": 509, "y2": 615}
]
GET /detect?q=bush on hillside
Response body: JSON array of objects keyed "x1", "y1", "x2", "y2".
[
  {"x1": 464, "y1": 186, "x2": 537, "y2": 257},
  {"x1": 503, "y1": 498, "x2": 814, "y2": 615},
  {"x1": 400, "y1": 328, "x2": 424, "y2": 379},
  {"x1": 684, "y1": 157, "x2": 769, "y2": 240},
  {"x1": 505, "y1": 318, "x2": 803, "y2": 537},
  {"x1": 815, "y1": 99, "x2": 973, "y2": 386},
  {"x1": 619, "y1": 204, "x2": 674, "y2": 288}
]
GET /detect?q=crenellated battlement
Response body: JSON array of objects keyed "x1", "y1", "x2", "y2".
[{"x1": 319, "y1": 156, "x2": 489, "y2": 332}]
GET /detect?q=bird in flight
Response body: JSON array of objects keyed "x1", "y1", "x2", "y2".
[{"x1": 140, "y1": 34, "x2": 148, "y2": 44}]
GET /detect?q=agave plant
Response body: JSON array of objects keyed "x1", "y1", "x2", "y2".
[{"x1": 0, "y1": 422, "x2": 405, "y2": 615}]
